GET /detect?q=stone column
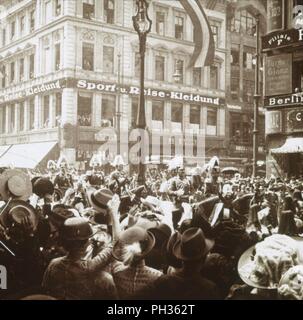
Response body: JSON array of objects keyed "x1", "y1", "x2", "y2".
[
  {"x1": 24, "y1": 99, "x2": 29, "y2": 131},
  {"x1": 34, "y1": 95, "x2": 40, "y2": 129}
]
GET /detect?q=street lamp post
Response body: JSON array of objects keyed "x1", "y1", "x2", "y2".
[
  {"x1": 117, "y1": 53, "x2": 122, "y2": 155},
  {"x1": 132, "y1": 0, "x2": 152, "y2": 186},
  {"x1": 253, "y1": 14, "x2": 261, "y2": 178}
]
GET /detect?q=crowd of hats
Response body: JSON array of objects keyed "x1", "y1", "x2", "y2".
[{"x1": 0, "y1": 162, "x2": 303, "y2": 300}]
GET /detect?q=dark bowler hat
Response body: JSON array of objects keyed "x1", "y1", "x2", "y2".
[
  {"x1": 33, "y1": 177, "x2": 54, "y2": 198},
  {"x1": 0, "y1": 169, "x2": 32, "y2": 201},
  {"x1": 49, "y1": 204, "x2": 75, "y2": 226},
  {"x1": 87, "y1": 187, "x2": 113, "y2": 214},
  {"x1": 112, "y1": 226, "x2": 155, "y2": 261},
  {"x1": 0, "y1": 199, "x2": 38, "y2": 230},
  {"x1": 148, "y1": 223, "x2": 172, "y2": 248},
  {"x1": 61, "y1": 217, "x2": 94, "y2": 241},
  {"x1": 173, "y1": 227, "x2": 214, "y2": 261}
]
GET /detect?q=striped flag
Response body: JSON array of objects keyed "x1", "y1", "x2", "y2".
[{"x1": 180, "y1": 0, "x2": 215, "y2": 68}]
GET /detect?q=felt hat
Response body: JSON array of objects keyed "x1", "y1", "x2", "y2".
[
  {"x1": 60, "y1": 217, "x2": 94, "y2": 241},
  {"x1": 87, "y1": 187, "x2": 113, "y2": 214}
]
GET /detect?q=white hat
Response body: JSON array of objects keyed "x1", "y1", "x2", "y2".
[{"x1": 112, "y1": 155, "x2": 125, "y2": 167}]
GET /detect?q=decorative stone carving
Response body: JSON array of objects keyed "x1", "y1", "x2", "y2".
[{"x1": 81, "y1": 29, "x2": 95, "y2": 41}]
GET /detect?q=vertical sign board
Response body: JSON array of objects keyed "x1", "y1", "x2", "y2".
[
  {"x1": 265, "y1": 54, "x2": 292, "y2": 97},
  {"x1": 267, "y1": 0, "x2": 285, "y2": 33},
  {"x1": 265, "y1": 111, "x2": 283, "y2": 135}
]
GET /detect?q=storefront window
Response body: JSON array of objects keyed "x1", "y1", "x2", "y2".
[
  {"x1": 155, "y1": 55, "x2": 165, "y2": 81},
  {"x1": 19, "y1": 102, "x2": 24, "y2": 132},
  {"x1": 82, "y1": 42, "x2": 94, "y2": 71},
  {"x1": 104, "y1": 0, "x2": 115, "y2": 24},
  {"x1": 78, "y1": 93, "x2": 92, "y2": 126},
  {"x1": 103, "y1": 46, "x2": 114, "y2": 73},
  {"x1": 207, "y1": 108, "x2": 217, "y2": 136},
  {"x1": 101, "y1": 94, "x2": 116, "y2": 127},
  {"x1": 43, "y1": 95, "x2": 50, "y2": 128}
]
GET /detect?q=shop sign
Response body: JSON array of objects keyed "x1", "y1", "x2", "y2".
[
  {"x1": 265, "y1": 93, "x2": 303, "y2": 108},
  {"x1": 0, "y1": 79, "x2": 64, "y2": 104},
  {"x1": 262, "y1": 29, "x2": 303, "y2": 51},
  {"x1": 76, "y1": 79, "x2": 224, "y2": 106},
  {"x1": 265, "y1": 54, "x2": 292, "y2": 96},
  {"x1": 267, "y1": 0, "x2": 284, "y2": 33},
  {"x1": 286, "y1": 109, "x2": 303, "y2": 133},
  {"x1": 265, "y1": 110, "x2": 283, "y2": 135}
]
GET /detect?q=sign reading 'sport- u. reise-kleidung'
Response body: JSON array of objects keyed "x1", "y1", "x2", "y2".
[{"x1": 265, "y1": 53, "x2": 292, "y2": 96}]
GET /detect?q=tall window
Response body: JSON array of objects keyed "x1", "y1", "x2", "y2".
[
  {"x1": 20, "y1": 16, "x2": 25, "y2": 35},
  {"x1": 1, "y1": 107, "x2": 6, "y2": 133},
  {"x1": 207, "y1": 108, "x2": 217, "y2": 136},
  {"x1": 152, "y1": 100, "x2": 164, "y2": 127},
  {"x1": 55, "y1": 0, "x2": 62, "y2": 16},
  {"x1": 10, "y1": 62, "x2": 15, "y2": 83},
  {"x1": 83, "y1": 0, "x2": 95, "y2": 20},
  {"x1": 1, "y1": 65, "x2": 6, "y2": 88},
  {"x1": 134, "y1": 52, "x2": 140, "y2": 78},
  {"x1": 231, "y1": 50, "x2": 239, "y2": 66},
  {"x1": 243, "y1": 50, "x2": 253, "y2": 69},
  {"x1": 44, "y1": 44, "x2": 51, "y2": 74},
  {"x1": 193, "y1": 67, "x2": 202, "y2": 87},
  {"x1": 131, "y1": 97, "x2": 138, "y2": 128},
  {"x1": 10, "y1": 105, "x2": 15, "y2": 133},
  {"x1": 155, "y1": 55, "x2": 165, "y2": 81},
  {"x1": 210, "y1": 24, "x2": 219, "y2": 47},
  {"x1": 231, "y1": 77, "x2": 239, "y2": 100},
  {"x1": 230, "y1": 10, "x2": 255, "y2": 36},
  {"x1": 29, "y1": 98, "x2": 35, "y2": 130},
  {"x1": 103, "y1": 46, "x2": 114, "y2": 73},
  {"x1": 55, "y1": 43, "x2": 61, "y2": 70},
  {"x1": 55, "y1": 92, "x2": 62, "y2": 126},
  {"x1": 156, "y1": 10, "x2": 166, "y2": 36},
  {"x1": 210, "y1": 65, "x2": 219, "y2": 89},
  {"x1": 29, "y1": 53, "x2": 35, "y2": 79},
  {"x1": 11, "y1": 21, "x2": 15, "y2": 40},
  {"x1": 174, "y1": 59, "x2": 184, "y2": 83},
  {"x1": 43, "y1": 95, "x2": 50, "y2": 128},
  {"x1": 78, "y1": 93, "x2": 92, "y2": 126},
  {"x1": 101, "y1": 95, "x2": 116, "y2": 127},
  {"x1": 190, "y1": 105, "x2": 200, "y2": 125},
  {"x1": 104, "y1": 0, "x2": 115, "y2": 24},
  {"x1": 2, "y1": 28, "x2": 6, "y2": 46},
  {"x1": 19, "y1": 102, "x2": 24, "y2": 132},
  {"x1": 82, "y1": 43, "x2": 94, "y2": 71},
  {"x1": 175, "y1": 15, "x2": 184, "y2": 40},
  {"x1": 30, "y1": 10, "x2": 35, "y2": 31},
  {"x1": 171, "y1": 102, "x2": 183, "y2": 123},
  {"x1": 19, "y1": 58, "x2": 24, "y2": 81},
  {"x1": 243, "y1": 80, "x2": 254, "y2": 103},
  {"x1": 45, "y1": 1, "x2": 52, "y2": 23}
]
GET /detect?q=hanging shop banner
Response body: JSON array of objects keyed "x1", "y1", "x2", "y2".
[
  {"x1": 265, "y1": 53, "x2": 292, "y2": 97},
  {"x1": 267, "y1": 0, "x2": 285, "y2": 33},
  {"x1": 262, "y1": 29, "x2": 303, "y2": 51},
  {"x1": 265, "y1": 110, "x2": 283, "y2": 135},
  {"x1": 286, "y1": 109, "x2": 303, "y2": 133}
]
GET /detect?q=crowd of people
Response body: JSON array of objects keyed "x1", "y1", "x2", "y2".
[{"x1": 0, "y1": 154, "x2": 303, "y2": 300}]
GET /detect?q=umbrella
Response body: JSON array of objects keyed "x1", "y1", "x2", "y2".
[{"x1": 221, "y1": 167, "x2": 239, "y2": 174}]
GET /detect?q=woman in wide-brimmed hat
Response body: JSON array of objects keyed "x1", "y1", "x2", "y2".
[{"x1": 111, "y1": 225, "x2": 162, "y2": 299}]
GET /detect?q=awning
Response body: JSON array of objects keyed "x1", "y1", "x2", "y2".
[
  {"x1": 271, "y1": 137, "x2": 303, "y2": 154},
  {"x1": 0, "y1": 141, "x2": 57, "y2": 169},
  {"x1": 0, "y1": 145, "x2": 11, "y2": 158}
]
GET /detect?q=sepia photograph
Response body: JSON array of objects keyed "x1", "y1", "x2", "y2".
[{"x1": 0, "y1": 0, "x2": 302, "y2": 305}]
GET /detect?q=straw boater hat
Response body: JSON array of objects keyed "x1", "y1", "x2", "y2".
[
  {"x1": 0, "y1": 199, "x2": 38, "y2": 230},
  {"x1": 0, "y1": 169, "x2": 32, "y2": 201}
]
